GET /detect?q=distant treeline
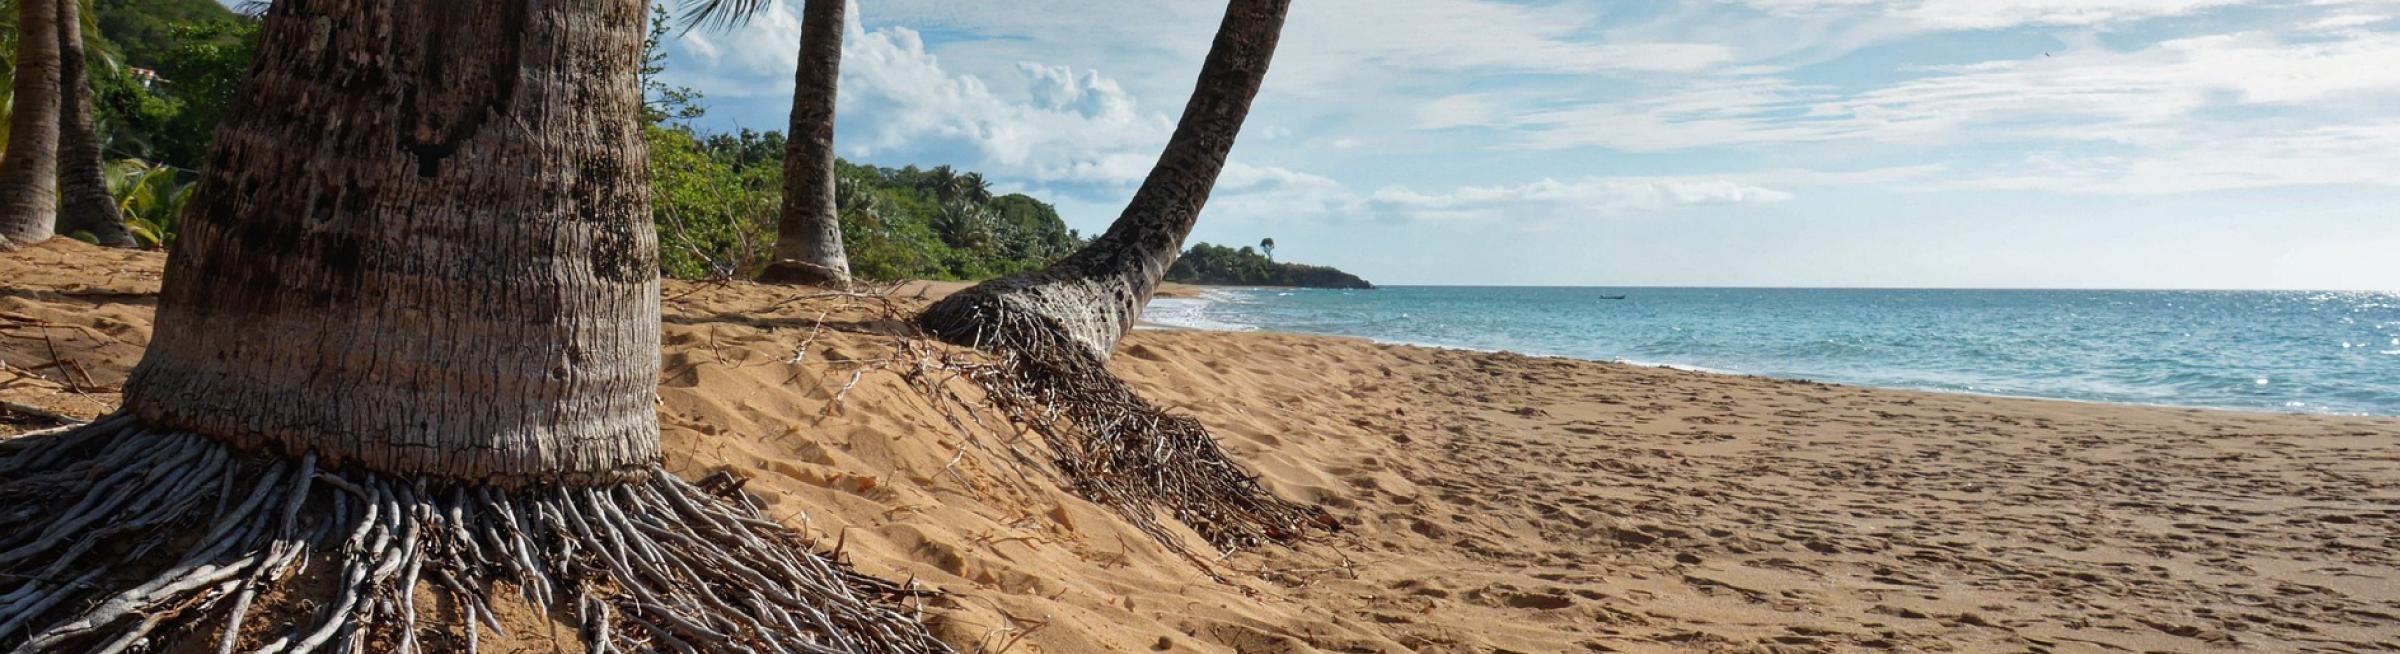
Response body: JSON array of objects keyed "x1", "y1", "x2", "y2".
[
  {"x1": 1167, "y1": 243, "x2": 1372, "y2": 289},
  {"x1": 648, "y1": 127, "x2": 1083, "y2": 281},
  {"x1": 66, "y1": 3, "x2": 1089, "y2": 281}
]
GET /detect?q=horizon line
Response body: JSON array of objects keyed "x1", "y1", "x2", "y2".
[{"x1": 1342, "y1": 284, "x2": 2400, "y2": 293}]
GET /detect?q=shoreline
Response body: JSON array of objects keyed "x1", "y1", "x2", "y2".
[{"x1": 1143, "y1": 287, "x2": 2400, "y2": 419}]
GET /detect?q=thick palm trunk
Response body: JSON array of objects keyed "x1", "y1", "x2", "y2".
[
  {"x1": 759, "y1": 0, "x2": 851, "y2": 285},
  {"x1": 917, "y1": 0, "x2": 1288, "y2": 361},
  {"x1": 0, "y1": 2, "x2": 947, "y2": 650},
  {"x1": 122, "y1": 0, "x2": 662, "y2": 482},
  {"x1": 54, "y1": 0, "x2": 135, "y2": 247},
  {"x1": 0, "y1": 0, "x2": 62, "y2": 249}
]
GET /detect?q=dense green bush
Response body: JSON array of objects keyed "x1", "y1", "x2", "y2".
[
  {"x1": 648, "y1": 124, "x2": 779, "y2": 280},
  {"x1": 643, "y1": 127, "x2": 1083, "y2": 281},
  {"x1": 94, "y1": 0, "x2": 241, "y2": 69}
]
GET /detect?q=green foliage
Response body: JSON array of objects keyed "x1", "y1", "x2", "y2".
[
  {"x1": 647, "y1": 123, "x2": 776, "y2": 280},
  {"x1": 128, "y1": 17, "x2": 254, "y2": 169},
  {"x1": 93, "y1": 0, "x2": 239, "y2": 69},
  {"x1": 824, "y1": 162, "x2": 1081, "y2": 281},
  {"x1": 700, "y1": 128, "x2": 785, "y2": 171},
  {"x1": 643, "y1": 125, "x2": 1084, "y2": 282},
  {"x1": 1168, "y1": 242, "x2": 1373, "y2": 289},
  {"x1": 106, "y1": 158, "x2": 190, "y2": 248},
  {"x1": 69, "y1": 12, "x2": 257, "y2": 172}
]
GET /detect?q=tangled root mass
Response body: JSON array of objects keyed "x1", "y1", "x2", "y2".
[
  {"x1": 917, "y1": 287, "x2": 1335, "y2": 556},
  {"x1": 0, "y1": 413, "x2": 951, "y2": 654}
]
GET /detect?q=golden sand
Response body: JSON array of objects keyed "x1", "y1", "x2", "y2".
[{"x1": 6, "y1": 240, "x2": 2396, "y2": 652}]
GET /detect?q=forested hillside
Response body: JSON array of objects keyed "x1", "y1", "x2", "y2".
[
  {"x1": 1168, "y1": 242, "x2": 1374, "y2": 288},
  {"x1": 94, "y1": 0, "x2": 240, "y2": 68}
]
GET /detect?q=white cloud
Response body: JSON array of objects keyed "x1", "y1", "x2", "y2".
[
  {"x1": 1847, "y1": 30, "x2": 2400, "y2": 124},
  {"x1": 1282, "y1": 0, "x2": 1737, "y2": 75},
  {"x1": 1475, "y1": 22, "x2": 2400, "y2": 198},
  {"x1": 665, "y1": 3, "x2": 806, "y2": 97},
  {"x1": 661, "y1": 1, "x2": 1181, "y2": 187},
  {"x1": 1740, "y1": 0, "x2": 2252, "y2": 29},
  {"x1": 834, "y1": 20, "x2": 1179, "y2": 186},
  {"x1": 1358, "y1": 177, "x2": 1796, "y2": 222},
  {"x1": 1946, "y1": 122, "x2": 2400, "y2": 194}
]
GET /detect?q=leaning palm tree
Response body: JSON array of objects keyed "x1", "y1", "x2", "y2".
[
  {"x1": 55, "y1": 0, "x2": 133, "y2": 246},
  {"x1": 919, "y1": 0, "x2": 1286, "y2": 362},
  {"x1": 913, "y1": 0, "x2": 1329, "y2": 553},
  {"x1": 0, "y1": 2, "x2": 947, "y2": 652},
  {"x1": 0, "y1": 0, "x2": 60, "y2": 249},
  {"x1": 758, "y1": 0, "x2": 853, "y2": 285}
]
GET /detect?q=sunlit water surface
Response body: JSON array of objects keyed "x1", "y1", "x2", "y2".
[{"x1": 1145, "y1": 287, "x2": 2400, "y2": 416}]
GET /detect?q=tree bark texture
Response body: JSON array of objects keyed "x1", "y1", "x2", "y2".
[
  {"x1": 759, "y1": 0, "x2": 851, "y2": 286},
  {"x1": 0, "y1": 0, "x2": 63, "y2": 249},
  {"x1": 917, "y1": 0, "x2": 1288, "y2": 360},
  {"x1": 122, "y1": 0, "x2": 663, "y2": 485},
  {"x1": 56, "y1": 0, "x2": 136, "y2": 247}
]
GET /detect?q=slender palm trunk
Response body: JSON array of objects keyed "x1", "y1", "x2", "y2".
[
  {"x1": 0, "y1": 0, "x2": 62, "y2": 249},
  {"x1": 759, "y1": 0, "x2": 851, "y2": 285},
  {"x1": 0, "y1": 2, "x2": 947, "y2": 650},
  {"x1": 917, "y1": 0, "x2": 1289, "y2": 361},
  {"x1": 54, "y1": 0, "x2": 135, "y2": 247}
]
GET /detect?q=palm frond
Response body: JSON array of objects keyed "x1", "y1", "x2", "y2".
[
  {"x1": 676, "y1": 0, "x2": 776, "y2": 33},
  {"x1": 107, "y1": 159, "x2": 191, "y2": 248}
]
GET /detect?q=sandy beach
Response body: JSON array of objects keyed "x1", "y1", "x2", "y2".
[{"x1": 6, "y1": 241, "x2": 2396, "y2": 653}]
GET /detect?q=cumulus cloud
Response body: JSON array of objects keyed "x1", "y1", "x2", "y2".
[
  {"x1": 836, "y1": 24, "x2": 1179, "y2": 185},
  {"x1": 660, "y1": 1, "x2": 1188, "y2": 189}
]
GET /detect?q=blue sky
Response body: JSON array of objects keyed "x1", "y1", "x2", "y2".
[{"x1": 665, "y1": 2, "x2": 2393, "y2": 288}]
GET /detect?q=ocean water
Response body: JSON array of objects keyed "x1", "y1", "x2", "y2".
[{"x1": 1143, "y1": 287, "x2": 2400, "y2": 416}]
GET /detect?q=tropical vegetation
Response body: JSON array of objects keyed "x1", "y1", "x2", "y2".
[
  {"x1": 55, "y1": 2, "x2": 1085, "y2": 283},
  {"x1": 1168, "y1": 241, "x2": 1374, "y2": 288}
]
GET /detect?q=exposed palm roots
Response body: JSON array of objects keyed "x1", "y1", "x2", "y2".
[
  {"x1": 917, "y1": 297, "x2": 1335, "y2": 556},
  {"x1": 0, "y1": 413, "x2": 952, "y2": 654}
]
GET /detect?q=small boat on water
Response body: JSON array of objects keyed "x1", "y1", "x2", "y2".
[{"x1": 1597, "y1": 295, "x2": 1627, "y2": 300}]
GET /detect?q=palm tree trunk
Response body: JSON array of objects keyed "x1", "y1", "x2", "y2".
[
  {"x1": 0, "y1": 0, "x2": 62, "y2": 249},
  {"x1": 121, "y1": 0, "x2": 663, "y2": 481},
  {"x1": 759, "y1": 0, "x2": 851, "y2": 285},
  {"x1": 0, "y1": 2, "x2": 947, "y2": 650},
  {"x1": 54, "y1": 0, "x2": 134, "y2": 247},
  {"x1": 916, "y1": 0, "x2": 1289, "y2": 361}
]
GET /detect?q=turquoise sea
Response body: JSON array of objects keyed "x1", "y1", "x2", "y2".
[{"x1": 1144, "y1": 287, "x2": 2400, "y2": 416}]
